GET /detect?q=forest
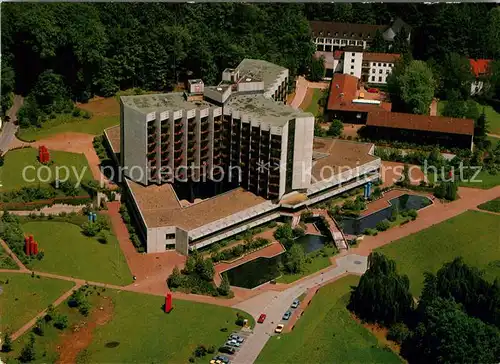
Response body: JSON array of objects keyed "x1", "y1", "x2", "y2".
[{"x1": 1, "y1": 3, "x2": 500, "y2": 125}]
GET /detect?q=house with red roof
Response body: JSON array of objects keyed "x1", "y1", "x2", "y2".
[{"x1": 469, "y1": 59, "x2": 492, "y2": 95}]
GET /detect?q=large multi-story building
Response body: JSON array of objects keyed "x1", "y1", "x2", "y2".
[{"x1": 106, "y1": 59, "x2": 381, "y2": 254}]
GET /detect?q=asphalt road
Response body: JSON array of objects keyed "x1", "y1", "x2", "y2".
[{"x1": 231, "y1": 254, "x2": 368, "y2": 364}]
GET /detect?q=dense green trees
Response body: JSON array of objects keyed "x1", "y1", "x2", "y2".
[
  {"x1": 284, "y1": 244, "x2": 306, "y2": 274},
  {"x1": 2, "y1": 3, "x2": 315, "y2": 109},
  {"x1": 308, "y1": 55, "x2": 325, "y2": 82},
  {"x1": 403, "y1": 298, "x2": 500, "y2": 363},
  {"x1": 349, "y1": 253, "x2": 413, "y2": 325},
  {"x1": 389, "y1": 60, "x2": 435, "y2": 115}
]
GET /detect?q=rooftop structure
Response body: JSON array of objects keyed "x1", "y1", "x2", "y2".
[
  {"x1": 366, "y1": 111, "x2": 475, "y2": 136},
  {"x1": 469, "y1": 59, "x2": 492, "y2": 96}
]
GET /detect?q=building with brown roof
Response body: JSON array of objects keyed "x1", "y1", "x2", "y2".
[
  {"x1": 325, "y1": 74, "x2": 391, "y2": 123},
  {"x1": 362, "y1": 111, "x2": 474, "y2": 150},
  {"x1": 311, "y1": 18, "x2": 411, "y2": 53},
  {"x1": 469, "y1": 59, "x2": 492, "y2": 96}
]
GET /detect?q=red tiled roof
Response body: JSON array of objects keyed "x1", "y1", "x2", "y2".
[
  {"x1": 363, "y1": 52, "x2": 400, "y2": 63},
  {"x1": 366, "y1": 111, "x2": 474, "y2": 136},
  {"x1": 327, "y1": 73, "x2": 391, "y2": 113},
  {"x1": 469, "y1": 59, "x2": 491, "y2": 77}
]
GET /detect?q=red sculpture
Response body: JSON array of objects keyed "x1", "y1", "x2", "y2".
[
  {"x1": 38, "y1": 146, "x2": 50, "y2": 164},
  {"x1": 164, "y1": 292, "x2": 173, "y2": 313},
  {"x1": 24, "y1": 235, "x2": 39, "y2": 256}
]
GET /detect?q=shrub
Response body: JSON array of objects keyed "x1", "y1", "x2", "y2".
[
  {"x1": 376, "y1": 219, "x2": 391, "y2": 232},
  {"x1": 193, "y1": 345, "x2": 207, "y2": 358},
  {"x1": 19, "y1": 334, "x2": 36, "y2": 362},
  {"x1": 387, "y1": 322, "x2": 410, "y2": 344},
  {"x1": 54, "y1": 314, "x2": 69, "y2": 330},
  {"x1": 207, "y1": 345, "x2": 215, "y2": 354},
  {"x1": 363, "y1": 228, "x2": 378, "y2": 236},
  {"x1": 72, "y1": 108, "x2": 82, "y2": 117},
  {"x1": 1, "y1": 332, "x2": 13, "y2": 352},
  {"x1": 33, "y1": 318, "x2": 44, "y2": 336},
  {"x1": 407, "y1": 209, "x2": 418, "y2": 220},
  {"x1": 82, "y1": 110, "x2": 92, "y2": 119},
  {"x1": 97, "y1": 231, "x2": 108, "y2": 244}
]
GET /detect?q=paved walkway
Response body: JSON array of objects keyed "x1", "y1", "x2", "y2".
[
  {"x1": 289, "y1": 76, "x2": 329, "y2": 109},
  {"x1": 231, "y1": 254, "x2": 368, "y2": 364},
  {"x1": 0, "y1": 239, "x2": 28, "y2": 271}
]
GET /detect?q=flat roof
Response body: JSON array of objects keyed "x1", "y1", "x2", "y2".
[
  {"x1": 311, "y1": 137, "x2": 379, "y2": 182},
  {"x1": 366, "y1": 111, "x2": 474, "y2": 136},
  {"x1": 235, "y1": 59, "x2": 287, "y2": 93},
  {"x1": 128, "y1": 180, "x2": 268, "y2": 230},
  {"x1": 104, "y1": 125, "x2": 121, "y2": 154},
  {"x1": 120, "y1": 92, "x2": 212, "y2": 114},
  {"x1": 226, "y1": 94, "x2": 312, "y2": 126}
]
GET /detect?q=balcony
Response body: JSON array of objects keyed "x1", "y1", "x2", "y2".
[
  {"x1": 174, "y1": 130, "x2": 184, "y2": 137},
  {"x1": 161, "y1": 157, "x2": 169, "y2": 164},
  {"x1": 174, "y1": 139, "x2": 183, "y2": 146},
  {"x1": 174, "y1": 156, "x2": 183, "y2": 164}
]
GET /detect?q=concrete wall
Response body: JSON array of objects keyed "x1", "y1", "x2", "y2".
[
  {"x1": 292, "y1": 116, "x2": 315, "y2": 190},
  {"x1": 343, "y1": 51, "x2": 363, "y2": 79},
  {"x1": 175, "y1": 227, "x2": 189, "y2": 256},
  {"x1": 121, "y1": 101, "x2": 148, "y2": 185},
  {"x1": 367, "y1": 61, "x2": 394, "y2": 84}
]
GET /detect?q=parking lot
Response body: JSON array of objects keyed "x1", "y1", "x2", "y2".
[{"x1": 210, "y1": 329, "x2": 252, "y2": 363}]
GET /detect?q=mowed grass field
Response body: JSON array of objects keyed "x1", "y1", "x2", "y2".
[
  {"x1": 256, "y1": 275, "x2": 402, "y2": 364},
  {"x1": 23, "y1": 221, "x2": 132, "y2": 285},
  {"x1": 0, "y1": 273, "x2": 74, "y2": 333},
  {"x1": 84, "y1": 290, "x2": 254, "y2": 363},
  {"x1": 438, "y1": 100, "x2": 500, "y2": 134},
  {"x1": 378, "y1": 210, "x2": 500, "y2": 296},
  {"x1": 0, "y1": 147, "x2": 93, "y2": 191},
  {"x1": 300, "y1": 88, "x2": 324, "y2": 116}
]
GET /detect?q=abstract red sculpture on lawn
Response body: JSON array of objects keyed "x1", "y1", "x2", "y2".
[
  {"x1": 165, "y1": 292, "x2": 173, "y2": 313},
  {"x1": 38, "y1": 145, "x2": 50, "y2": 164},
  {"x1": 24, "y1": 235, "x2": 39, "y2": 256}
]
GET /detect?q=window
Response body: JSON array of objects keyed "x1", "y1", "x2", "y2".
[
  {"x1": 389, "y1": 64, "x2": 393, "y2": 68},
  {"x1": 343, "y1": 33, "x2": 347, "y2": 37},
  {"x1": 367, "y1": 34, "x2": 371, "y2": 38},
  {"x1": 351, "y1": 33, "x2": 355, "y2": 37},
  {"x1": 378, "y1": 63, "x2": 381, "y2": 66},
  {"x1": 334, "y1": 39, "x2": 339, "y2": 44},
  {"x1": 349, "y1": 40, "x2": 355, "y2": 45},
  {"x1": 359, "y1": 33, "x2": 363, "y2": 37},
  {"x1": 357, "y1": 41, "x2": 363, "y2": 45},
  {"x1": 327, "y1": 32, "x2": 331, "y2": 36},
  {"x1": 335, "y1": 32, "x2": 338, "y2": 36},
  {"x1": 371, "y1": 76, "x2": 375, "y2": 81},
  {"x1": 314, "y1": 38, "x2": 318, "y2": 43},
  {"x1": 372, "y1": 69, "x2": 375, "y2": 73},
  {"x1": 383, "y1": 63, "x2": 387, "y2": 67},
  {"x1": 351, "y1": 58, "x2": 355, "y2": 63},
  {"x1": 166, "y1": 233, "x2": 175, "y2": 240},
  {"x1": 386, "y1": 70, "x2": 390, "y2": 74},
  {"x1": 379, "y1": 76, "x2": 382, "y2": 82},
  {"x1": 379, "y1": 69, "x2": 382, "y2": 74},
  {"x1": 350, "y1": 72, "x2": 354, "y2": 75},
  {"x1": 351, "y1": 53, "x2": 355, "y2": 56},
  {"x1": 341, "y1": 39, "x2": 346, "y2": 44},
  {"x1": 351, "y1": 65, "x2": 354, "y2": 69}
]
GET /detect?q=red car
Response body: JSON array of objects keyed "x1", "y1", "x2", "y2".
[
  {"x1": 257, "y1": 314, "x2": 267, "y2": 323},
  {"x1": 367, "y1": 88, "x2": 379, "y2": 93}
]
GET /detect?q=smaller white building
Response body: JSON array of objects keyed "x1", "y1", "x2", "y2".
[{"x1": 318, "y1": 48, "x2": 400, "y2": 84}]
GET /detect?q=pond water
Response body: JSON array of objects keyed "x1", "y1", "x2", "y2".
[
  {"x1": 224, "y1": 234, "x2": 328, "y2": 289},
  {"x1": 295, "y1": 234, "x2": 328, "y2": 253},
  {"x1": 339, "y1": 194, "x2": 432, "y2": 236}
]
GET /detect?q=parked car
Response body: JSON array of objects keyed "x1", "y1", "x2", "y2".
[
  {"x1": 229, "y1": 334, "x2": 244, "y2": 344},
  {"x1": 219, "y1": 346, "x2": 236, "y2": 355},
  {"x1": 291, "y1": 299, "x2": 300, "y2": 309},
  {"x1": 225, "y1": 340, "x2": 240, "y2": 347},
  {"x1": 257, "y1": 313, "x2": 267, "y2": 323},
  {"x1": 275, "y1": 324, "x2": 285, "y2": 333},
  {"x1": 282, "y1": 310, "x2": 292, "y2": 320},
  {"x1": 215, "y1": 355, "x2": 230, "y2": 363},
  {"x1": 367, "y1": 88, "x2": 379, "y2": 93}
]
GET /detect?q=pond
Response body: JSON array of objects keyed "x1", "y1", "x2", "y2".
[
  {"x1": 339, "y1": 194, "x2": 432, "y2": 236},
  {"x1": 224, "y1": 234, "x2": 328, "y2": 289},
  {"x1": 295, "y1": 234, "x2": 328, "y2": 254}
]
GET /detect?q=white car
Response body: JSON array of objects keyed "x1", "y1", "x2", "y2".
[{"x1": 274, "y1": 324, "x2": 284, "y2": 333}]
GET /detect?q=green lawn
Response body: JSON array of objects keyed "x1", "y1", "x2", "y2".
[
  {"x1": 458, "y1": 169, "x2": 500, "y2": 189},
  {"x1": 276, "y1": 246, "x2": 336, "y2": 284},
  {"x1": 0, "y1": 273, "x2": 74, "y2": 333},
  {"x1": 84, "y1": 290, "x2": 253, "y2": 363},
  {"x1": 256, "y1": 275, "x2": 401, "y2": 364},
  {"x1": 438, "y1": 100, "x2": 500, "y2": 134},
  {"x1": 478, "y1": 197, "x2": 500, "y2": 213},
  {"x1": 17, "y1": 114, "x2": 119, "y2": 142},
  {"x1": 303, "y1": 88, "x2": 324, "y2": 117},
  {"x1": 23, "y1": 221, "x2": 132, "y2": 286},
  {"x1": 0, "y1": 244, "x2": 18, "y2": 269},
  {"x1": 0, "y1": 147, "x2": 93, "y2": 191},
  {"x1": 378, "y1": 210, "x2": 500, "y2": 296}
]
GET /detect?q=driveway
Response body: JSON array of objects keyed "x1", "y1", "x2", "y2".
[
  {"x1": 0, "y1": 94, "x2": 23, "y2": 153},
  {"x1": 231, "y1": 254, "x2": 367, "y2": 364}
]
